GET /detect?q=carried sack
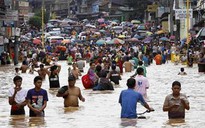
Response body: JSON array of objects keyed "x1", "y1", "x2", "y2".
[{"x1": 82, "y1": 74, "x2": 93, "y2": 89}]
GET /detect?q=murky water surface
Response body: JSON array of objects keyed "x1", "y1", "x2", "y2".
[{"x1": 0, "y1": 61, "x2": 205, "y2": 128}]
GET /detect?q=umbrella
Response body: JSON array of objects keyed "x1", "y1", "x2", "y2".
[
  {"x1": 97, "y1": 18, "x2": 105, "y2": 23},
  {"x1": 131, "y1": 20, "x2": 141, "y2": 24},
  {"x1": 124, "y1": 38, "x2": 139, "y2": 42},
  {"x1": 110, "y1": 38, "x2": 125, "y2": 44},
  {"x1": 156, "y1": 30, "x2": 165, "y2": 35},
  {"x1": 100, "y1": 23, "x2": 107, "y2": 27},
  {"x1": 99, "y1": 29, "x2": 106, "y2": 33},
  {"x1": 96, "y1": 39, "x2": 106, "y2": 45},
  {"x1": 85, "y1": 24, "x2": 96, "y2": 28},
  {"x1": 94, "y1": 32, "x2": 101, "y2": 35},
  {"x1": 133, "y1": 34, "x2": 144, "y2": 40},
  {"x1": 118, "y1": 35, "x2": 126, "y2": 39},
  {"x1": 61, "y1": 39, "x2": 71, "y2": 44},
  {"x1": 169, "y1": 35, "x2": 175, "y2": 40},
  {"x1": 33, "y1": 38, "x2": 41, "y2": 45},
  {"x1": 137, "y1": 25, "x2": 146, "y2": 30},
  {"x1": 142, "y1": 37, "x2": 153, "y2": 43},
  {"x1": 111, "y1": 21, "x2": 118, "y2": 25},
  {"x1": 146, "y1": 31, "x2": 153, "y2": 36},
  {"x1": 82, "y1": 19, "x2": 89, "y2": 22},
  {"x1": 159, "y1": 37, "x2": 169, "y2": 41}
]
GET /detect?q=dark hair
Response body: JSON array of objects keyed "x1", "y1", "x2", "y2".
[
  {"x1": 34, "y1": 76, "x2": 43, "y2": 83},
  {"x1": 96, "y1": 65, "x2": 102, "y2": 72},
  {"x1": 172, "y1": 81, "x2": 181, "y2": 88},
  {"x1": 90, "y1": 62, "x2": 95, "y2": 66},
  {"x1": 68, "y1": 73, "x2": 76, "y2": 81},
  {"x1": 15, "y1": 67, "x2": 19, "y2": 71},
  {"x1": 40, "y1": 64, "x2": 44, "y2": 68},
  {"x1": 180, "y1": 68, "x2": 184, "y2": 72},
  {"x1": 13, "y1": 76, "x2": 22, "y2": 82},
  {"x1": 126, "y1": 78, "x2": 136, "y2": 88},
  {"x1": 138, "y1": 61, "x2": 143, "y2": 66},
  {"x1": 111, "y1": 65, "x2": 116, "y2": 70},
  {"x1": 50, "y1": 65, "x2": 57, "y2": 71},
  {"x1": 137, "y1": 67, "x2": 144, "y2": 75}
]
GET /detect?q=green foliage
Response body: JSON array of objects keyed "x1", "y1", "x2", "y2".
[
  {"x1": 34, "y1": 10, "x2": 49, "y2": 23},
  {"x1": 28, "y1": 16, "x2": 41, "y2": 29},
  {"x1": 28, "y1": 9, "x2": 49, "y2": 29}
]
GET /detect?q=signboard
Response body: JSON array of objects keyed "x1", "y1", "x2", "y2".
[
  {"x1": 175, "y1": 9, "x2": 193, "y2": 19},
  {"x1": 15, "y1": 28, "x2": 21, "y2": 36},
  {"x1": 0, "y1": 10, "x2": 18, "y2": 21},
  {"x1": 92, "y1": 4, "x2": 99, "y2": 13},
  {"x1": 147, "y1": 4, "x2": 158, "y2": 12},
  {"x1": 18, "y1": 1, "x2": 29, "y2": 15},
  {"x1": 19, "y1": 1, "x2": 29, "y2": 7}
]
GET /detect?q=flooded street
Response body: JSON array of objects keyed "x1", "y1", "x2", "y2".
[{"x1": 0, "y1": 61, "x2": 205, "y2": 128}]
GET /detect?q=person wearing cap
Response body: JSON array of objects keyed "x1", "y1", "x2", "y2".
[
  {"x1": 56, "y1": 74, "x2": 85, "y2": 107},
  {"x1": 47, "y1": 64, "x2": 61, "y2": 88}
]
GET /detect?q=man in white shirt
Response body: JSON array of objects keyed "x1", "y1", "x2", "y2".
[{"x1": 8, "y1": 76, "x2": 27, "y2": 115}]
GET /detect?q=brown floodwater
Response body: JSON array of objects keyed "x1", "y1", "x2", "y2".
[{"x1": 0, "y1": 61, "x2": 205, "y2": 128}]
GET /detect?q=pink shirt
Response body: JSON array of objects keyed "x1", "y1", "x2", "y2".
[{"x1": 134, "y1": 75, "x2": 149, "y2": 98}]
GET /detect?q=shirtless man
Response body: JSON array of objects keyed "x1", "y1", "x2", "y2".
[
  {"x1": 71, "y1": 63, "x2": 82, "y2": 79},
  {"x1": 56, "y1": 74, "x2": 85, "y2": 107},
  {"x1": 36, "y1": 64, "x2": 49, "y2": 80},
  {"x1": 20, "y1": 61, "x2": 29, "y2": 73}
]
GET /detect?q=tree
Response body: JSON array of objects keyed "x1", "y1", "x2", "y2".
[
  {"x1": 28, "y1": 9, "x2": 49, "y2": 30},
  {"x1": 34, "y1": 10, "x2": 49, "y2": 24},
  {"x1": 28, "y1": 16, "x2": 41, "y2": 30}
]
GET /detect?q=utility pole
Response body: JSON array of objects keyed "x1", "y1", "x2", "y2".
[
  {"x1": 42, "y1": 0, "x2": 45, "y2": 49},
  {"x1": 13, "y1": 0, "x2": 19, "y2": 65},
  {"x1": 175, "y1": 0, "x2": 180, "y2": 42},
  {"x1": 169, "y1": 0, "x2": 174, "y2": 36},
  {"x1": 186, "y1": 0, "x2": 190, "y2": 44}
]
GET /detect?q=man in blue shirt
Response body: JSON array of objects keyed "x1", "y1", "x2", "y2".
[{"x1": 119, "y1": 78, "x2": 153, "y2": 118}]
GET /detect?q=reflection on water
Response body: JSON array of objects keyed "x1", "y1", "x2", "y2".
[
  {"x1": 8, "y1": 116, "x2": 46, "y2": 128},
  {"x1": 64, "y1": 107, "x2": 79, "y2": 114},
  {"x1": 28, "y1": 117, "x2": 46, "y2": 127},
  {"x1": 0, "y1": 61, "x2": 205, "y2": 128},
  {"x1": 166, "y1": 119, "x2": 186, "y2": 126},
  {"x1": 9, "y1": 116, "x2": 27, "y2": 128},
  {"x1": 120, "y1": 118, "x2": 137, "y2": 127}
]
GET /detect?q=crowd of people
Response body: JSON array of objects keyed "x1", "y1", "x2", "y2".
[{"x1": 5, "y1": 18, "x2": 204, "y2": 121}]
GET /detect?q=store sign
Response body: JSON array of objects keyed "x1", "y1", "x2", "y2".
[
  {"x1": 0, "y1": 10, "x2": 18, "y2": 21},
  {"x1": 175, "y1": 9, "x2": 193, "y2": 19}
]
